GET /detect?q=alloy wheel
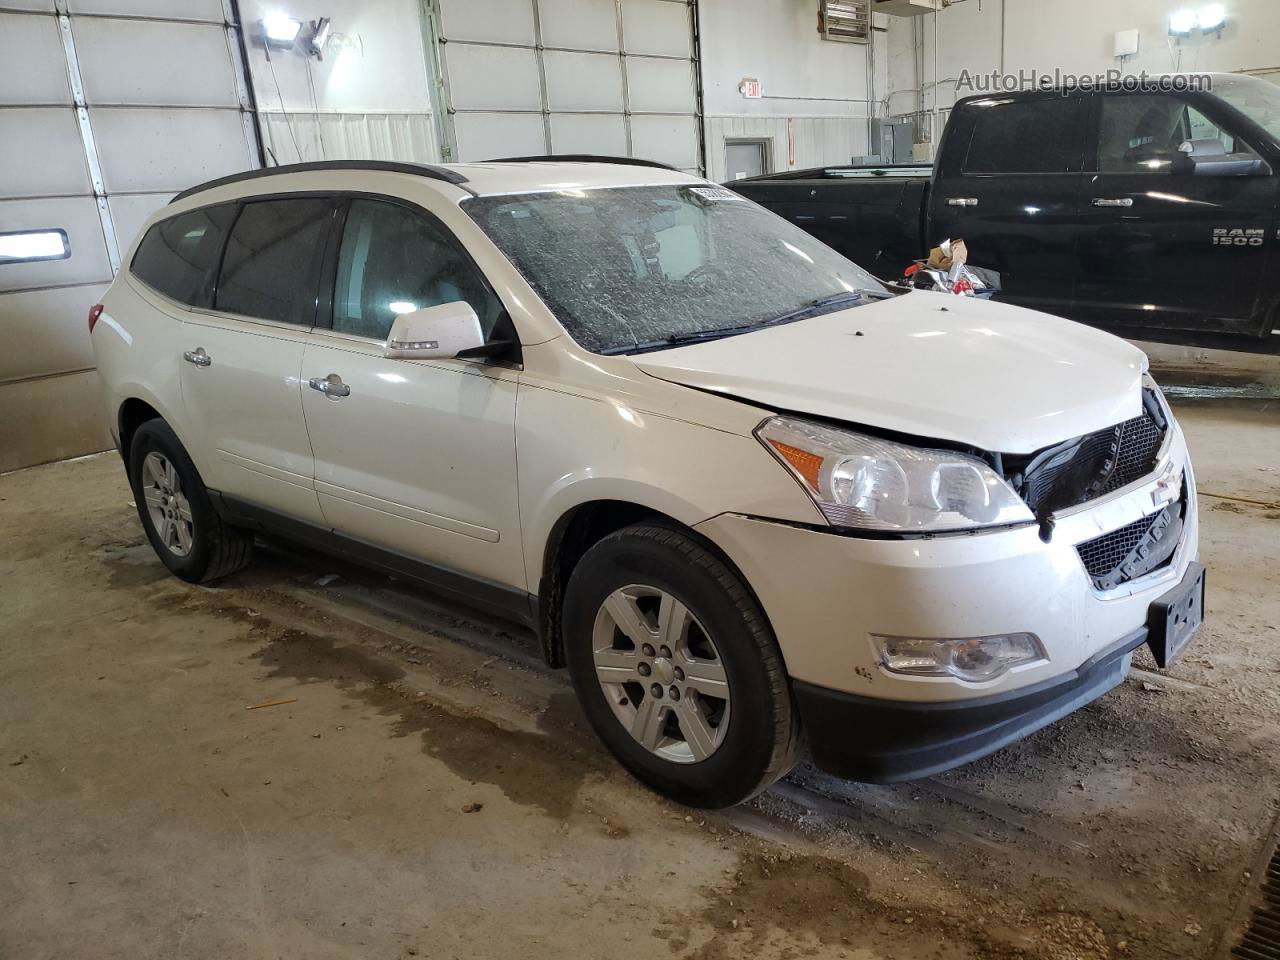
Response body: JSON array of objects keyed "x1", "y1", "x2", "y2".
[
  {"x1": 591, "y1": 584, "x2": 731, "y2": 763},
  {"x1": 141, "y1": 451, "x2": 194, "y2": 557}
]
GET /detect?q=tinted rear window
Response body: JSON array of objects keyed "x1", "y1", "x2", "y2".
[
  {"x1": 962, "y1": 98, "x2": 1081, "y2": 174},
  {"x1": 131, "y1": 204, "x2": 236, "y2": 307},
  {"x1": 215, "y1": 198, "x2": 333, "y2": 325}
]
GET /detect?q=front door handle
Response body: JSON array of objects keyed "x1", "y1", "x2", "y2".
[
  {"x1": 308, "y1": 373, "x2": 351, "y2": 399},
  {"x1": 1092, "y1": 197, "x2": 1135, "y2": 207},
  {"x1": 182, "y1": 347, "x2": 211, "y2": 367},
  {"x1": 945, "y1": 197, "x2": 979, "y2": 207}
]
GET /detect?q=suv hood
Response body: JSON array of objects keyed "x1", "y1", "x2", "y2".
[{"x1": 632, "y1": 292, "x2": 1147, "y2": 454}]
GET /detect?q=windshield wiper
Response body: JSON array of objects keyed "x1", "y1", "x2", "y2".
[{"x1": 601, "y1": 290, "x2": 884, "y2": 356}]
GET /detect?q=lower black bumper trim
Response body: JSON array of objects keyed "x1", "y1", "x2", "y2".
[{"x1": 794, "y1": 627, "x2": 1149, "y2": 783}]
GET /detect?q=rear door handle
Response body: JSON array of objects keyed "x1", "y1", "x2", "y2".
[
  {"x1": 182, "y1": 347, "x2": 211, "y2": 367},
  {"x1": 1092, "y1": 197, "x2": 1134, "y2": 207},
  {"x1": 308, "y1": 374, "x2": 351, "y2": 399},
  {"x1": 945, "y1": 197, "x2": 979, "y2": 207}
]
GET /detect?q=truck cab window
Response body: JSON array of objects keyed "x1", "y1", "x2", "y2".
[
  {"x1": 962, "y1": 98, "x2": 1079, "y2": 174},
  {"x1": 1097, "y1": 96, "x2": 1240, "y2": 173}
]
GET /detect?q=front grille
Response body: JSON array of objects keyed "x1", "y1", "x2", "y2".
[
  {"x1": 1018, "y1": 388, "x2": 1167, "y2": 515},
  {"x1": 1075, "y1": 499, "x2": 1184, "y2": 590}
]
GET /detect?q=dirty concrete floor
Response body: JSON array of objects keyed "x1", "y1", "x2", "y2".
[{"x1": 1, "y1": 397, "x2": 1277, "y2": 960}]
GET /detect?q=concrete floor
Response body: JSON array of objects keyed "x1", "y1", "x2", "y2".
[{"x1": 1, "y1": 396, "x2": 1277, "y2": 960}]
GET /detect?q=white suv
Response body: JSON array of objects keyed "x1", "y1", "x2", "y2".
[{"x1": 90, "y1": 157, "x2": 1204, "y2": 808}]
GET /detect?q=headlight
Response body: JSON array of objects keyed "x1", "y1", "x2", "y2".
[
  {"x1": 872, "y1": 633, "x2": 1047, "y2": 682},
  {"x1": 756, "y1": 416, "x2": 1034, "y2": 532}
]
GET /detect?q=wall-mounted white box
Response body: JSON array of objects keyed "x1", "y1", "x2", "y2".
[{"x1": 1114, "y1": 29, "x2": 1140, "y2": 58}]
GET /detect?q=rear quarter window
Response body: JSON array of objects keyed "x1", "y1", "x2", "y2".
[
  {"x1": 130, "y1": 204, "x2": 237, "y2": 307},
  {"x1": 215, "y1": 197, "x2": 334, "y2": 325}
]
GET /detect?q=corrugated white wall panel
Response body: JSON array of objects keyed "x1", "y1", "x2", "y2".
[
  {"x1": 704, "y1": 115, "x2": 870, "y2": 183},
  {"x1": 259, "y1": 112, "x2": 437, "y2": 166}
]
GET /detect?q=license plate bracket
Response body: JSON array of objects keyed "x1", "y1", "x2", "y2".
[{"x1": 1146, "y1": 561, "x2": 1205, "y2": 669}]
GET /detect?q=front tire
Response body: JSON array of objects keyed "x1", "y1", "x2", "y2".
[
  {"x1": 563, "y1": 523, "x2": 798, "y2": 808},
  {"x1": 128, "y1": 419, "x2": 252, "y2": 583}
]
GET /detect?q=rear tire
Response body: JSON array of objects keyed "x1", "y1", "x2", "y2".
[
  {"x1": 563, "y1": 523, "x2": 798, "y2": 808},
  {"x1": 128, "y1": 419, "x2": 252, "y2": 584}
]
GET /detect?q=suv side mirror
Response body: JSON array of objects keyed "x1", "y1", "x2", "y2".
[
  {"x1": 1174, "y1": 138, "x2": 1269, "y2": 177},
  {"x1": 384, "y1": 301, "x2": 485, "y2": 360}
]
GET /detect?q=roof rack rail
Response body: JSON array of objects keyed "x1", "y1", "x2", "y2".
[
  {"x1": 170, "y1": 160, "x2": 471, "y2": 204},
  {"x1": 484, "y1": 153, "x2": 678, "y2": 172}
]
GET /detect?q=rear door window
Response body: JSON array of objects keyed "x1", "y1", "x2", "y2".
[
  {"x1": 331, "y1": 198, "x2": 504, "y2": 341},
  {"x1": 131, "y1": 204, "x2": 237, "y2": 307},
  {"x1": 216, "y1": 197, "x2": 335, "y2": 325},
  {"x1": 962, "y1": 97, "x2": 1083, "y2": 174}
]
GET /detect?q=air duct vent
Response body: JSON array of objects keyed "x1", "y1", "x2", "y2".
[{"x1": 819, "y1": 1, "x2": 870, "y2": 43}]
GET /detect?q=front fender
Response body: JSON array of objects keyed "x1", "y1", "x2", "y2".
[{"x1": 515, "y1": 379, "x2": 823, "y2": 593}]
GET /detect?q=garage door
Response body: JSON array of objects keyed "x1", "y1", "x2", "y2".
[
  {"x1": 0, "y1": 0, "x2": 260, "y2": 473},
  {"x1": 430, "y1": 0, "x2": 703, "y2": 173}
]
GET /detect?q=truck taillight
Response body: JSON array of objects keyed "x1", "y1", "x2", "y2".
[{"x1": 88, "y1": 303, "x2": 104, "y2": 333}]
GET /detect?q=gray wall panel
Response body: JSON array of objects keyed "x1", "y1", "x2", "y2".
[
  {"x1": 91, "y1": 107, "x2": 251, "y2": 192},
  {"x1": 549, "y1": 113, "x2": 628, "y2": 154},
  {"x1": 444, "y1": 44, "x2": 544, "y2": 112},
  {"x1": 0, "y1": 283, "x2": 107, "y2": 383},
  {"x1": 72, "y1": 18, "x2": 240, "y2": 107},
  {"x1": 0, "y1": 370, "x2": 110, "y2": 473},
  {"x1": 453, "y1": 113, "x2": 547, "y2": 159},
  {"x1": 543, "y1": 51, "x2": 624, "y2": 112},
  {"x1": 0, "y1": 108, "x2": 91, "y2": 198},
  {"x1": 439, "y1": 0, "x2": 536, "y2": 44},
  {"x1": 0, "y1": 197, "x2": 112, "y2": 292},
  {"x1": 67, "y1": 0, "x2": 223, "y2": 19},
  {"x1": 539, "y1": 0, "x2": 619, "y2": 51},
  {"x1": 625, "y1": 56, "x2": 696, "y2": 113},
  {"x1": 0, "y1": 13, "x2": 73, "y2": 105},
  {"x1": 622, "y1": 0, "x2": 692, "y2": 57}
]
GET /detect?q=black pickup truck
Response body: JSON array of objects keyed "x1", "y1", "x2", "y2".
[{"x1": 732, "y1": 73, "x2": 1280, "y2": 354}]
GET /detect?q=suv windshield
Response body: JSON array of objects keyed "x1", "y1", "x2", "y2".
[{"x1": 464, "y1": 184, "x2": 887, "y2": 354}]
